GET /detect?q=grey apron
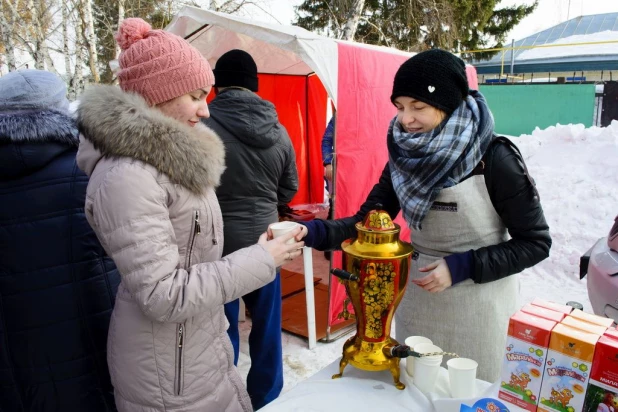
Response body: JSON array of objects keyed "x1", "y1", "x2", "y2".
[{"x1": 394, "y1": 175, "x2": 519, "y2": 382}]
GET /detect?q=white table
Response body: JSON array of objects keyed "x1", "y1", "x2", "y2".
[{"x1": 261, "y1": 358, "x2": 528, "y2": 412}]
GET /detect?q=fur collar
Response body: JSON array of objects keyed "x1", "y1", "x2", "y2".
[
  {"x1": 0, "y1": 109, "x2": 78, "y2": 145},
  {"x1": 77, "y1": 85, "x2": 225, "y2": 194}
]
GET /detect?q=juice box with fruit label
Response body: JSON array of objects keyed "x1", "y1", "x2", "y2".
[
  {"x1": 582, "y1": 335, "x2": 618, "y2": 412},
  {"x1": 569, "y1": 309, "x2": 615, "y2": 328},
  {"x1": 538, "y1": 323, "x2": 601, "y2": 412},
  {"x1": 532, "y1": 298, "x2": 573, "y2": 315},
  {"x1": 499, "y1": 311, "x2": 557, "y2": 411},
  {"x1": 521, "y1": 303, "x2": 567, "y2": 323}
]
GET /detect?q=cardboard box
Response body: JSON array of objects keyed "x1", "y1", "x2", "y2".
[
  {"x1": 569, "y1": 309, "x2": 615, "y2": 329},
  {"x1": 605, "y1": 327, "x2": 618, "y2": 340},
  {"x1": 561, "y1": 316, "x2": 609, "y2": 336},
  {"x1": 499, "y1": 311, "x2": 557, "y2": 411},
  {"x1": 538, "y1": 323, "x2": 601, "y2": 412},
  {"x1": 532, "y1": 298, "x2": 574, "y2": 315},
  {"x1": 582, "y1": 335, "x2": 618, "y2": 412},
  {"x1": 521, "y1": 303, "x2": 567, "y2": 323}
]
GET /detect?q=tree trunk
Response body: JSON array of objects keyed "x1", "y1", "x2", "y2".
[
  {"x1": 73, "y1": 3, "x2": 85, "y2": 96},
  {"x1": 63, "y1": 0, "x2": 75, "y2": 98},
  {"x1": 25, "y1": 0, "x2": 44, "y2": 69},
  {"x1": 340, "y1": 0, "x2": 365, "y2": 41},
  {"x1": 115, "y1": 0, "x2": 124, "y2": 60},
  {"x1": 0, "y1": 1, "x2": 18, "y2": 71},
  {"x1": 81, "y1": 0, "x2": 100, "y2": 83}
]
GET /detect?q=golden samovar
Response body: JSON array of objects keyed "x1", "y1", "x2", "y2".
[{"x1": 330, "y1": 209, "x2": 414, "y2": 389}]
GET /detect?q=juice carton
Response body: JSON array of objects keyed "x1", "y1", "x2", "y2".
[
  {"x1": 521, "y1": 303, "x2": 567, "y2": 323},
  {"x1": 538, "y1": 323, "x2": 601, "y2": 412},
  {"x1": 499, "y1": 311, "x2": 557, "y2": 411},
  {"x1": 605, "y1": 327, "x2": 618, "y2": 340},
  {"x1": 582, "y1": 335, "x2": 618, "y2": 412},
  {"x1": 532, "y1": 298, "x2": 573, "y2": 315},
  {"x1": 569, "y1": 309, "x2": 615, "y2": 329},
  {"x1": 561, "y1": 316, "x2": 608, "y2": 335}
]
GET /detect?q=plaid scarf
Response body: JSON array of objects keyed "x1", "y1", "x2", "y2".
[{"x1": 387, "y1": 90, "x2": 495, "y2": 230}]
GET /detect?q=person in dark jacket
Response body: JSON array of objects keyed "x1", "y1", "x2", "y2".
[
  {"x1": 203, "y1": 49, "x2": 298, "y2": 410},
  {"x1": 0, "y1": 69, "x2": 121, "y2": 410},
  {"x1": 301, "y1": 49, "x2": 551, "y2": 382}
]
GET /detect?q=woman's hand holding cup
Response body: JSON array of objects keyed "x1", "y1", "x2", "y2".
[{"x1": 259, "y1": 226, "x2": 305, "y2": 267}]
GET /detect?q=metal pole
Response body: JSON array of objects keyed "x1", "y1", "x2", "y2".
[
  {"x1": 303, "y1": 247, "x2": 317, "y2": 349},
  {"x1": 510, "y1": 39, "x2": 515, "y2": 75}
]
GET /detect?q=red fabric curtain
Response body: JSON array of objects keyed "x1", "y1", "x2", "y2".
[
  {"x1": 208, "y1": 74, "x2": 327, "y2": 205},
  {"x1": 328, "y1": 42, "x2": 410, "y2": 326}
]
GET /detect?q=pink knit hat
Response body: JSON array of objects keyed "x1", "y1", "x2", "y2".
[{"x1": 115, "y1": 18, "x2": 215, "y2": 106}]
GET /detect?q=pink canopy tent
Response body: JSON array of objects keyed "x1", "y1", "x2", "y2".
[{"x1": 166, "y1": 7, "x2": 479, "y2": 343}]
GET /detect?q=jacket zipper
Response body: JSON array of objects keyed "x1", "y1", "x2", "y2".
[
  {"x1": 175, "y1": 211, "x2": 198, "y2": 396},
  {"x1": 186, "y1": 210, "x2": 201, "y2": 268},
  {"x1": 175, "y1": 323, "x2": 185, "y2": 396}
]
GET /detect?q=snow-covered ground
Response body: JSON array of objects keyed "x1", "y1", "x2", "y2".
[{"x1": 238, "y1": 121, "x2": 618, "y2": 393}]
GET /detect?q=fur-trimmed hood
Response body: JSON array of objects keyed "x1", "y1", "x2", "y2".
[
  {"x1": 0, "y1": 109, "x2": 79, "y2": 179},
  {"x1": 76, "y1": 85, "x2": 225, "y2": 194}
]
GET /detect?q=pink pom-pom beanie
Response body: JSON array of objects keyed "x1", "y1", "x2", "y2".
[{"x1": 115, "y1": 18, "x2": 215, "y2": 106}]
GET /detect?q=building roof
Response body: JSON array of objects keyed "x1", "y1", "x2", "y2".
[{"x1": 472, "y1": 12, "x2": 618, "y2": 74}]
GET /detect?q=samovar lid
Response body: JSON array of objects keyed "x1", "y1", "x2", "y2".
[
  {"x1": 358, "y1": 209, "x2": 397, "y2": 232},
  {"x1": 343, "y1": 209, "x2": 413, "y2": 258}
]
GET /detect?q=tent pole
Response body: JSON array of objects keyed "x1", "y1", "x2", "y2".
[
  {"x1": 303, "y1": 74, "x2": 317, "y2": 349},
  {"x1": 183, "y1": 23, "x2": 210, "y2": 40}
]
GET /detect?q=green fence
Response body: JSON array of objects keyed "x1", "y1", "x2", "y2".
[{"x1": 479, "y1": 84, "x2": 596, "y2": 136}]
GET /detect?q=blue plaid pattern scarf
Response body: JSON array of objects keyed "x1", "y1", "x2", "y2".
[{"x1": 387, "y1": 90, "x2": 495, "y2": 230}]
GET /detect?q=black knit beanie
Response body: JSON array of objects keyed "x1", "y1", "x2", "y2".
[
  {"x1": 391, "y1": 49, "x2": 469, "y2": 115},
  {"x1": 213, "y1": 49, "x2": 259, "y2": 92}
]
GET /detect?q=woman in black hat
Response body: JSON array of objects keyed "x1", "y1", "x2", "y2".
[{"x1": 301, "y1": 49, "x2": 551, "y2": 382}]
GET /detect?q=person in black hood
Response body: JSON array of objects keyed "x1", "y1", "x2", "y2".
[
  {"x1": 202, "y1": 49, "x2": 298, "y2": 410},
  {"x1": 0, "y1": 69, "x2": 120, "y2": 410}
]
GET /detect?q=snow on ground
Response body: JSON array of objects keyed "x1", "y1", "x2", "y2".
[{"x1": 239, "y1": 121, "x2": 618, "y2": 393}]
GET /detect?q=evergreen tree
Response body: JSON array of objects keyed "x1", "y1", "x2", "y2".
[{"x1": 294, "y1": 0, "x2": 536, "y2": 58}]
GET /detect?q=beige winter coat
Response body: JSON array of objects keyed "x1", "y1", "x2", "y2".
[{"x1": 76, "y1": 85, "x2": 276, "y2": 412}]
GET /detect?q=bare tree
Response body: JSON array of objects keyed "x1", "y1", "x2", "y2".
[
  {"x1": 115, "y1": 0, "x2": 125, "y2": 59},
  {"x1": 62, "y1": 0, "x2": 76, "y2": 97},
  {"x1": 1, "y1": 0, "x2": 22, "y2": 72},
  {"x1": 79, "y1": 0, "x2": 99, "y2": 82},
  {"x1": 73, "y1": 1, "x2": 85, "y2": 95},
  {"x1": 340, "y1": 0, "x2": 364, "y2": 41},
  {"x1": 209, "y1": 0, "x2": 258, "y2": 15}
]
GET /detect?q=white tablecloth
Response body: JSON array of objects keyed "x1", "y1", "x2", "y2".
[{"x1": 261, "y1": 358, "x2": 528, "y2": 412}]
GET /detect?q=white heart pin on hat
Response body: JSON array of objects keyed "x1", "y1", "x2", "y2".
[{"x1": 428, "y1": 85, "x2": 436, "y2": 93}]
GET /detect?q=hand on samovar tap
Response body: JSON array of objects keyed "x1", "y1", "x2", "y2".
[
  {"x1": 259, "y1": 227, "x2": 305, "y2": 266},
  {"x1": 412, "y1": 258, "x2": 452, "y2": 293}
]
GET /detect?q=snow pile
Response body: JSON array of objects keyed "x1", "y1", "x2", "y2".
[{"x1": 514, "y1": 120, "x2": 618, "y2": 307}]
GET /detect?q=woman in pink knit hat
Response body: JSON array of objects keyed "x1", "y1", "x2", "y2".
[{"x1": 75, "y1": 18, "x2": 304, "y2": 412}]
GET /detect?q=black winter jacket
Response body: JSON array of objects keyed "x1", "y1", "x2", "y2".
[
  {"x1": 0, "y1": 109, "x2": 120, "y2": 411},
  {"x1": 318, "y1": 137, "x2": 551, "y2": 284},
  {"x1": 204, "y1": 88, "x2": 298, "y2": 255}
]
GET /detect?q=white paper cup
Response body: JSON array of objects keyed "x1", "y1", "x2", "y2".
[
  {"x1": 447, "y1": 357, "x2": 478, "y2": 399},
  {"x1": 404, "y1": 336, "x2": 433, "y2": 377},
  {"x1": 269, "y1": 221, "x2": 300, "y2": 244},
  {"x1": 412, "y1": 343, "x2": 443, "y2": 395}
]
